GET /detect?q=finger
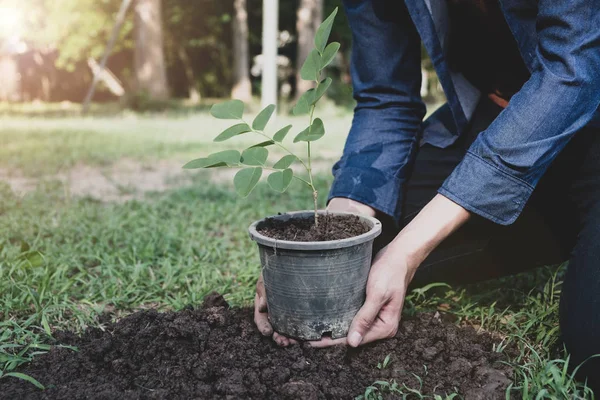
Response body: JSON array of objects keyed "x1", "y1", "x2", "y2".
[
  {"x1": 361, "y1": 304, "x2": 403, "y2": 345},
  {"x1": 254, "y1": 293, "x2": 273, "y2": 336},
  {"x1": 308, "y1": 337, "x2": 347, "y2": 348},
  {"x1": 361, "y1": 316, "x2": 400, "y2": 345},
  {"x1": 347, "y1": 296, "x2": 384, "y2": 347},
  {"x1": 273, "y1": 332, "x2": 294, "y2": 347},
  {"x1": 256, "y1": 277, "x2": 267, "y2": 312},
  {"x1": 257, "y1": 290, "x2": 268, "y2": 313}
]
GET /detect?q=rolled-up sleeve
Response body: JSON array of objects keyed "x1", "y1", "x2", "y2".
[
  {"x1": 440, "y1": 0, "x2": 600, "y2": 225},
  {"x1": 328, "y1": 0, "x2": 426, "y2": 221}
]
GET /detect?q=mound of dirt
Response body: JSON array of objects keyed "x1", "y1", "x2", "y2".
[{"x1": 0, "y1": 294, "x2": 511, "y2": 399}]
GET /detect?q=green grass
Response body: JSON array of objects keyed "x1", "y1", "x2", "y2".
[
  {"x1": 1, "y1": 176, "x2": 594, "y2": 397},
  {"x1": 0, "y1": 106, "x2": 595, "y2": 397}
]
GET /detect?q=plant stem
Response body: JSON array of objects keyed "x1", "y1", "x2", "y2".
[
  {"x1": 306, "y1": 78, "x2": 320, "y2": 227},
  {"x1": 247, "y1": 118, "x2": 320, "y2": 226}
]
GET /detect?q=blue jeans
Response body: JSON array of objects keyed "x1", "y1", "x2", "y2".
[{"x1": 380, "y1": 98, "x2": 600, "y2": 387}]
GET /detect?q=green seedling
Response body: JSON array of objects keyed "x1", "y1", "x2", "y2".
[
  {"x1": 183, "y1": 8, "x2": 341, "y2": 227},
  {"x1": 377, "y1": 354, "x2": 392, "y2": 370}
]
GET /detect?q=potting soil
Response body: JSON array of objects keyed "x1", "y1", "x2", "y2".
[{"x1": 258, "y1": 214, "x2": 370, "y2": 242}]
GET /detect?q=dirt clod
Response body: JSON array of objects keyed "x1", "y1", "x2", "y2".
[
  {"x1": 0, "y1": 294, "x2": 512, "y2": 399},
  {"x1": 258, "y1": 214, "x2": 370, "y2": 242}
]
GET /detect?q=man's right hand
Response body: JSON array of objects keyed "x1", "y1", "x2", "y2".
[
  {"x1": 253, "y1": 198, "x2": 376, "y2": 347},
  {"x1": 327, "y1": 197, "x2": 376, "y2": 217}
]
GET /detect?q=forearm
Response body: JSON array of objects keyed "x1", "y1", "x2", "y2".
[{"x1": 388, "y1": 194, "x2": 471, "y2": 268}]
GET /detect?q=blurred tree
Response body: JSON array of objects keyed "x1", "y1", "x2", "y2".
[
  {"x1": 162, "y1": 0, "x2": 232, "y2": 99},
  {"x1": 295, "y1": 0, "x2": 323, "y2": 99},
  {"x1": 0, "y1": 0, "x2": 360, "y2": 103},
  {"x1": 134, "y1": 0, "x2": 169, "y2": 99},
  {"x1": 231, "y1": 0, "x2": 252, "y2": 101}
]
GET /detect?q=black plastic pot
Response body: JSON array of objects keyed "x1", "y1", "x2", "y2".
[{"x1": 248, "y1": 210, "x2": 382, "y2": 340}]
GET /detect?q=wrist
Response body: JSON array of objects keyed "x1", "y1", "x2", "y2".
[
  {"x1": 389, "y1": 194, "x2": 471, "y2": 268},
  {"x1": 387, "y1": 234, "x2": 429, "y2": 272}
]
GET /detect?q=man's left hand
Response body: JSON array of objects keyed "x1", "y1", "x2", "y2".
[{"x1": 309, "y1": 243, "x2": 418, "y2": 348}]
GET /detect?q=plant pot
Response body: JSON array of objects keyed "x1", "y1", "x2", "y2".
[{"x1": 248, "y1": 210, "x2": 382, "y2": 340}]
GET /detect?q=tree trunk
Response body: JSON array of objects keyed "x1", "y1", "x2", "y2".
[
  {"x1": 261, "y1": 0, "x2": 279, "y2": 108},
  {"x1": 134, "y1": 0, "x2": 169, "y2": 100},
  {"x1": 231, "y1": 0, "x2": 252, "y2": 102},
  {"x1": 295, "y1": 0, "x2": 323, "y2": 99},
  {"x1": 178, "y1": 45, "x2": 201, "y2": 103}
]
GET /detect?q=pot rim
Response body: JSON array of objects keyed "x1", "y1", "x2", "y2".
[{"x1": 248, "y1": 210, "x2": 382, "y2": 250}]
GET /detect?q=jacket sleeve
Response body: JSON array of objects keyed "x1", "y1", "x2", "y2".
[
  {"x1": 439, "y1": 0, "x2": 600, "y2": 225},
  {"x1": 327, "y1": 0, "x2": 426, "y2": 221}
]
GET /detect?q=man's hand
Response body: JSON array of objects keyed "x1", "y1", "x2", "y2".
[
  {"x1": 344, "y1": 194, "x2": 471, "y2": 347},
  {"x1": 327, "y1": 197, "x2": 377, "y2": 217},
  {"x1": 254, "y1": 274, "x2": 298, "y2": 347},
  {"x1": 345, "y1": 245, "x2": 416, "y2": 346}
]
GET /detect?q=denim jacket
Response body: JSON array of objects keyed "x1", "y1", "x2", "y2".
[{"x1": 328, "y1": 0, "x2": 600, "y2": 225}]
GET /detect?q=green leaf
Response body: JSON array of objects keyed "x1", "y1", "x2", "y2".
[
  {"x1": 241, "y1": 147, "x2": 268, "y2": 166},
  {"x1": 293, "y1": 118, "x2": 325, "y2": 142},
  {"x1": 207, "y1": 150, "x2": 241, "y2": 165},
  {"x1": 313, "y1": 78, "x2": 332, "y2": 104},
  {"x1": 210, "y1": 100, "x2": 244, "y2": 119},
  {"x1": 41, "y1": 314, "x2": 51, "y2": 336},
  {"x1": 292, "y1": 78, "x2": 332, "y2": 115},
  {"x1": 273, "y1": 155, "x2": 297, "y2": 169},
  {"x1": 182, "y1": 158, "x2": 225, "y2": 169},
  {"x1": 292, "y1": 90, "x2": 314, "y2": 116},
  {"x1": 214, "y1": 123, "x2": 251, "y2": 142},
  {"x1": 315, "y1": 8, "x2": 338, "y2": 53},
  {"x1": 18, "y1": 251, "x2": 44, "y2": 268},
  {"x1": 273, "y1": 125, "x2": 293, "y2": 142},
  {"x1": 252, "y1": 104, "x2": 276, "y2": 131},
  {"x1": 321, "y1": 42, "x2": 340, "y2": 69},
  {"x1": 267, "y1": 169, "x2": 293, "y2": 192},
  {"x1": 300, "y1": 49, "x2": 321, "y2": 81},
  {"x1": 3, "y1": 372, "x2": 45, "y2": 389},
  {"x1": 249, "y1": 140, "x2": 275, "y2": 148},
  {"x1": 234, "y1": 167, "x2": 262, "y2": 197}
]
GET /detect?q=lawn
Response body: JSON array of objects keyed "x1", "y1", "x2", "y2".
[{"x1": 0, "y1": 104, "x2": 594, "y2": 398}]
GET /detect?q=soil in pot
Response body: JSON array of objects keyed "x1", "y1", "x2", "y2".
[
  {"x1": 258, "y1": 214, "x2": 370, "y2": 242},
  {"x1": 0, "y1": 293, "x2": 512, "y2": 400}
]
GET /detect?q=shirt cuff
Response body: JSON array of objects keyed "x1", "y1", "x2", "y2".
[
  {"x1": 438, "y1": 151, "x2": 534, "y2": 225},
  {"x1": 328, "y1": 166, "x2": 403, "y2": 221}
]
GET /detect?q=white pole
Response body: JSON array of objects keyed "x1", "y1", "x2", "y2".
[{"x1": 261, "y1": 0, "x2": 278, "y2": 108}]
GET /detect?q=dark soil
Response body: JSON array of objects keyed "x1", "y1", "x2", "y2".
[
  {"x1": 258, "y1": 214, "x2": 370, "y2": 242},
  {"x1": 0, "y1": 294, "x2": 512, "y2": 400}
]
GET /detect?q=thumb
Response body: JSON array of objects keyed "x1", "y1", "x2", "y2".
[{"x1": 347, "y1": 296, "x2": 383, "y2": 347}]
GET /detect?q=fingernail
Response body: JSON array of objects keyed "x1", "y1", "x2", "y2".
[
  {"x1": 348, "y1": 331, "x2": 363, "y2": 347},
  {"x1": 264, "y1": 330, "x2": 273, "y2": 337},
  {"x1": 261, "y1": 325, "x2": 273, "y2": 336}
]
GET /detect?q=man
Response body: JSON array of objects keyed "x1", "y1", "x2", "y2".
[{"x1": 255, "y1": 0, "x2": 600, "y2": 386}]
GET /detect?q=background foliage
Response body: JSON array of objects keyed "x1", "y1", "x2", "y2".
[{"x1": 0, "y1": 0, "x2": 357, "y2": 102}]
